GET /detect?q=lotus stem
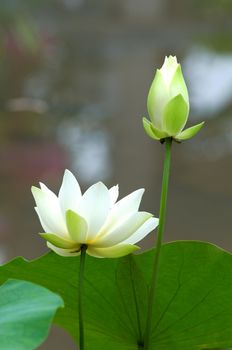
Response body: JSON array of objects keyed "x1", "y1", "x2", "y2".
[{"x1": 144, "y1": 137, "x2": 172, "y2": 350}]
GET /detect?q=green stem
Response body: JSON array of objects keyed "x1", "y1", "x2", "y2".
[
  {"x1": 79, "y1": 245, "x2": 87, "y2": 350},
  {"x1": 143, "y1": 137, "x2": 172, "y2": 350}
]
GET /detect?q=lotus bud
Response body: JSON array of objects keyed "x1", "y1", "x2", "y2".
[{"x1": 143, "y1": 55, "x2": 204, "y2": 141}]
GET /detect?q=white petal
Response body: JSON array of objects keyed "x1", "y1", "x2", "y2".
[
  {"x1": 100, "y1": 188, "x2": 145, "y2": 234},
  {"x1": 31, "y1": 186, "x2": 68, "y2": 236},
  {"x1": 87, "y1": 244, "x2": 139, "y2": 258},
  {"x1": 79, "y1": 182, "x2": 111, "y2": 240},
  {"x1": 109, "y1": 185, "x2": 119, "y2": 206},
  {"x1": 94, "y1": 212, "x2": 152, "y2": 247},
  {"x1": 147, "y1": 70, "x2": 169, "y2": 129},
  {"x1": 58, "y1": 169, "x2": 82, "y2": 215},
  {"x1": 34, "y1": 207, "x2": 50, "y2": 233},
  {"x1": 123, "y1": 217, "x2": 159, "y2": 245},
  {"x1": 40, "y1": 182, "x2": 55, "y2": 195},
  {"x1": 160, "y1": 56, "x2": 178, "y2": 86},
  {"x1": 47, "y1": 242, "x2": 81, "y2": 257}
]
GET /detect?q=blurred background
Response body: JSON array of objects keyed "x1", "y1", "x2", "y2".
[{"x1": 0, "y1": 0, "x2": 232, "y2": 348}]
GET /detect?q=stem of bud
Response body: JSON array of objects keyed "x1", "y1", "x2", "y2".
[{"x1": 143, "y1": 137, "x2": 172, "y2": 350}]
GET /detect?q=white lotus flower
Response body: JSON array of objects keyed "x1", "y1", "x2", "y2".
[{"x1": 31, "y1": 170, "x2": 159, "y2": 258}]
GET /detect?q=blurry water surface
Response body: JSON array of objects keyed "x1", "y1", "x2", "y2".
[{"x1": 0, "y1": 0, "x2": 232, "y2": 348}]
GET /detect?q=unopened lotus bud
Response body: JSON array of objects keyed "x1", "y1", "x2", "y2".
[{"x1": 143, "y1": 55, "x2": 204, "y2": 141}]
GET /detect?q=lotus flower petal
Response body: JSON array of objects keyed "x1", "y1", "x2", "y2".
[
  {"x1": 109, "y1": 185, "x2": 119, "y2": 206},
  {"x1": 77, "y1": 182, "x2": 111, "y2": 240},
  {"x1": 147, "y1": 69, "x2": 169, "y2": 129},
  {"x1": 32, "y1": 186, "x2": 67, "y2": 236},
  {"x1": 66, "y1": 210, "x2": 88, "y2": 242},
  {"x1": 58, "y1": 169, "x2": 82, "y2": 215},
  {"x1": 101, "y1": 188, "x2": 145, "y2": 233},
  {"x1": 94, "y1": 212, "x2": 152, "y2": 247},
  {"x1": 123, "y1": 217, "x2": 159, "y2": 245}
]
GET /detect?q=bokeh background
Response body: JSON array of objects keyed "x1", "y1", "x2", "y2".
[{"x1": 0, "y1": 0, "x2": 232, "y2": 348}]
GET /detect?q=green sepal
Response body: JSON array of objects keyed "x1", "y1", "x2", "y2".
[
  {"x1": 175, "y1": 121, "x2": 205, "y2": 141},
  {"x1": 88, "y1": 244, "x2": 140, "y2": 258},
  {"x1": 143, "y1": 117, "x2": 160, "y2": 140},
  {"x1": 39, "y1": 233, "x2": 78, "y2": 249},
  {"x1": 150, "y1": 124, "x2": 169, "y2": 139},
  {"x1": 66, "y1": 210, "x2": 88, "y2": 242},
  {"x1": 143, "y1": 118, "x2": 169, "y2": 140},
  {"x1": 163, "y1": 94, "x2": 189, "y2": 136}
]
